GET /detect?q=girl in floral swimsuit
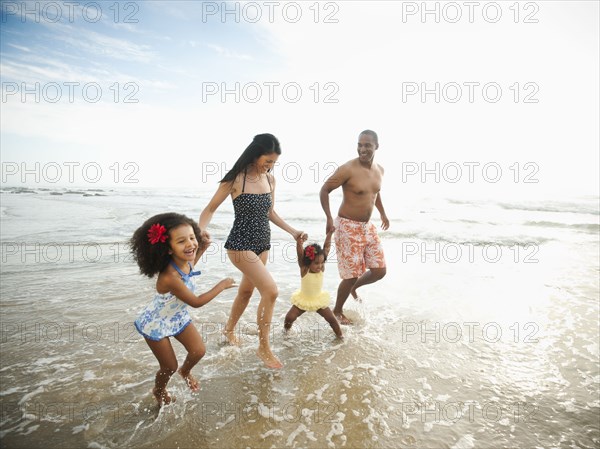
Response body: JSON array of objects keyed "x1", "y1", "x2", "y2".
[{"x1": 131, "y1": 213, "x2": 235, "y2": 406}]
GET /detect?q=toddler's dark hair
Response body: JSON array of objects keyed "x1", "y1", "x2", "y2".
[
  {"x1": 302, "y1": 243, "x2": 326, "y2": 266},
  {"x1": 130, "y1": 212, "x2": 202, "y2": 277}
]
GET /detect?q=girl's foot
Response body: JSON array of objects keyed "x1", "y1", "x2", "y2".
[
  {"x1": 178, "y1": 369, "x2": 200, "y2": 392},
  {"x1": 256, "y1": 348, "x2": 283, "y2": 369},
  {"x1": 223, "y1": 329, "x2": 241, "y2": 346},
  {"x1": 152, "y1": 388, "x2": 175, "y2": 407}
]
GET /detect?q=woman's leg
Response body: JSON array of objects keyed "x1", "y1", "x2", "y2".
[
  {"x1": 223, "y1": 270, "x2": 256, "y2": 345},
  {"x1": 227, "y1": 250, "x2": 282, "y2": 368}
]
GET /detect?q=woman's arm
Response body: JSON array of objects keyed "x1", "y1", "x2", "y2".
[
  {"x1": 199, "y1": 181, "x2": 233, "y2": 233},
  {"x1": 194, "y1": 233, "x2": 211, "y2": 264},
  {"x1": 268, "y1": 175, "x2": 306, "y2": 240}
]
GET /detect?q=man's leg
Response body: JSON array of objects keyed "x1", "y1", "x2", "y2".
[
  {"x1": 350, "y1": 221, "x2": 386, "y2": 299},
  {"x1": 333, "y1": 278, "x2": 356, "y2": 325},
  {"x1": 350, "y1": 267, "x2": 386, "y2": 299}
]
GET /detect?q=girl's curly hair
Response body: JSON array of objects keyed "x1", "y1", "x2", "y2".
[
  {"x1": 302, "y1": 243, "x2": 326, "y2": 266},
  {"x1": 130, "y1": 212, "x2": 202, "y2": 277}
]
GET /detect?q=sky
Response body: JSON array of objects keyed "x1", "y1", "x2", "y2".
[{"x1": 0, "y1": 0, "x2": 598, "y2": 201}]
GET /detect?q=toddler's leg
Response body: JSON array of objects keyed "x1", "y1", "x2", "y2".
[
  {"x1": 317, "y1": 307, "x2": 343, "y2": 339},
  {"x1": 145, "y1": 338, "x2": 178, "y2": 406},
  {"x1": 174, "y1": 324, "x2": 205, "y2": 392},
  {"x1": 284, "y1": 306, "x2": 305, "y2": 331}
]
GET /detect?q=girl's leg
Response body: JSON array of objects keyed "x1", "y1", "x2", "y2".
[
  {"x1": 145, "y1": 337, "x2": 178, "y2": 406},
  {"x1": 174, "y1": 324, "x2": 205, "y2": 392},
  {"x1": 317, "y1": 307, "x2": 343, "y2": 339},
  {"x1": 228, "y1": 250, "x2": 282, "y2": 369},
  {"x1": 284, "y1": 305, "x2": 305, "y2": 331},
  {"x1": 223, "y1": 271, "x2": 256, "y2": 346}
]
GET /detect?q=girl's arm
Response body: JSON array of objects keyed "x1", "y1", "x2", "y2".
[
  {"x1": 296, "y1": 237, "x2": 305, "y2": 270},
  {"x1": 199, "y1": 181, "x2": 233, "y2": 234},
  {"x1": 268, "y1": 175, "x2": 306, "y2": 240},
  {"x1": 161, "y1": 273, "x2": 236, "y2": 308}
]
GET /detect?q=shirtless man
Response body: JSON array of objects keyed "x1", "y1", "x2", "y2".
[{"x1": 320, "y1": 130, "x2": 389, "y2": 325}]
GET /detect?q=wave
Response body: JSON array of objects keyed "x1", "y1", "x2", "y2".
[
  {"x1": 381, "y1": 231, "x2": 552, "y2": 246},
  {"x1": 498, "y1": 200, "x2": 599, "y2": 216},
  {"x1": 524, "y1": 221, "x2": 600, "y2": 233}
]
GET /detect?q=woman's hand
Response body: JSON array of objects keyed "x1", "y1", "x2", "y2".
[{"x1": 294, "y1": 230, "x2": 308, "y2": 242}]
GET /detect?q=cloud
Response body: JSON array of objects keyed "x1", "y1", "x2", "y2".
[{"x1": 205, "y1": 43, "x2": 253, "y2": 61}]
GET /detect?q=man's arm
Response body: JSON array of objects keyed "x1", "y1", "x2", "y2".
[
  {"x1": 375, "y1": 192, "x2": 390, "y2": 230},
  {"x1": 320, "y1": 164, "x2": 349, "y2": 233}
]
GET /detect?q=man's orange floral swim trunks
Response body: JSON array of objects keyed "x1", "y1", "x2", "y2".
[{"x1": 334, "y1": 216, "x2": 386, "y2": 280}]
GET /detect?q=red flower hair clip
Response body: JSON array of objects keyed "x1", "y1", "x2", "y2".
[
  {"x1": 148, "y1": 223, "x2": 168, "y2": 244},
  {"x1": 304, "y1": 246, "x2": 315, "y2": 261}
]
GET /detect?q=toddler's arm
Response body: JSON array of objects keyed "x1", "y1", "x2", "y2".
[{"x1": 296, "y1": 237, "x2": 305, "y2": 269}]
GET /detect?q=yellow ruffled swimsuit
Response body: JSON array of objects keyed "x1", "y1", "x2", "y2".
[{"x1": 290, "y1": 271, "x2": 330, "y2": 312}]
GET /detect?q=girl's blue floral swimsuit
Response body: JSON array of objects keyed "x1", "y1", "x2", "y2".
[{"x1": 134, "y1": 261, "x2": 201, "y2": 341}]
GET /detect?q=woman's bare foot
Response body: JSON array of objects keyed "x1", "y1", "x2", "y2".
[
  {"x1": 152, "y1": 388, "x2": 175, "y2": 407},
  {"x1": 223, "y1": 329, "x2": 241, "y2": 346},
  {"x1": 178, "y1": 369, "x2": 200, "y2": 392},
  {"x1": 256, "y1": 348, "x2": 283, "y2": 369},
  {"x1": 335, "y1": 312, "x2": 353, "y2": 325}
]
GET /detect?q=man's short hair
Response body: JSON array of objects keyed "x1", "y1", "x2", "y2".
[{"x1": 359, "y1": 129, "x2": 378, "y2": 145}]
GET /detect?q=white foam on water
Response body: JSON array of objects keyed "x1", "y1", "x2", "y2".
[
  {"x1": 72, "y1": 423, "x2": 89, "y2": 434},
  {"x1": 22, "y1": 424, "x2": 40, "y2": 435},
  {"x1": 18, "y1": 386, "x2": 44, "y2": 405},
  {"x1": 260, "y1": 429, "x2": 283, "y2": 440},
  {"x1": 83, "y1": 370, "x2": 97, "y2": 381},
  {"x1": 325, "y1": 419, "x2": 344, "y2": 448},
  {"x1": 286, "y1": 423, "x2": 317, "y2": 446},
  {"x1": 0, "y1": 386, "x2": 25, "y2": 396},
  {"x1": 215, "y1": 414, "x2": 236, "y2": 429},
  {"x1": 306, "y1": 383, "x2": 329, "y2": 401},
  {"x1": 451, "y1": 434, "x2": 476, "y2": 449}
]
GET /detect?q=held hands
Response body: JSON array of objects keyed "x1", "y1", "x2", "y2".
[
  {"x1": 325, "y1": 217, "x2": 335, "y2": 234},
  {"x1": 294, "y1": 230, "x2": 308, "y2": 243},
  {"x1": 200, "y1": 229, "x2": 211, "y2": 245}
]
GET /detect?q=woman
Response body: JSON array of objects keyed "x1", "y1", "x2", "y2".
[{"x1": 199, "y1": 133, "x2": 306, "y2": 369}]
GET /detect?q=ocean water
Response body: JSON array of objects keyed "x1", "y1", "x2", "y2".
[{"x1": 0, "y1": 186, "x2": 598, "y2": 448}]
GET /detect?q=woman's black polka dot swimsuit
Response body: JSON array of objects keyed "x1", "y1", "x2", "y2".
[{"x1": 224, "y1": 170, "x2": 272, "y2": 256}]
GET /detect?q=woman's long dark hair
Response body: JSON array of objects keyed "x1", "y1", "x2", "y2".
[{"x1": 220, "y1": 133, "x2": 281, "y2": 183}]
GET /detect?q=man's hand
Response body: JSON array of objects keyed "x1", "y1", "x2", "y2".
[
  {"x1": 380, "y1": 213, "x2": 390, "y2": 231},
  {"x1": 325, "y1": 216, "x2": 335, "y2": 234}
]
